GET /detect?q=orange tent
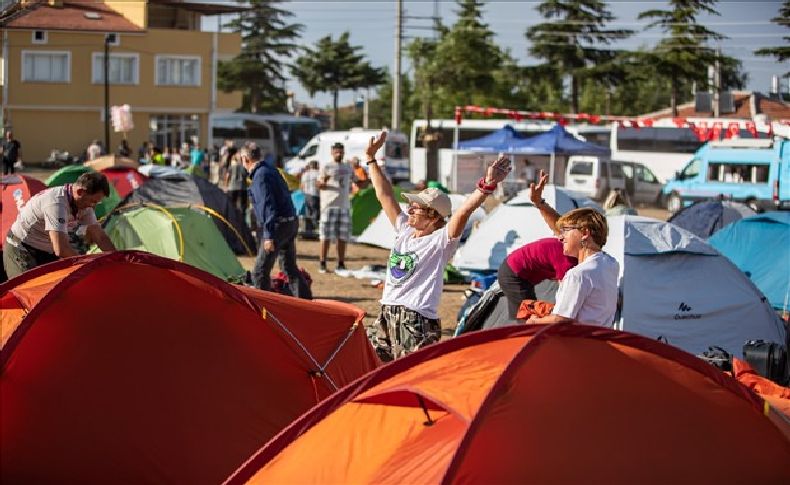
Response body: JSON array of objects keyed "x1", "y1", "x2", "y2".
[
  {"x1": 1, "y1": 174, "x2": 46, "y2": 250},
  {"x1": 228, "y1": 324, "x2": 790, "y2": 484},
  {"x1": 1, "y1": 251, "x2": 379, "y2": 483}
]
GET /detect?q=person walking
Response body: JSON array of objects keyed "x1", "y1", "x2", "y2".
[
  {"x1": 4, "y1": 172, "x2": 116, "y2": 279},
  {"x1": 225, "y1": 148, "x2": 249, "y2": 221},
  {"x1": 2, "y1": 131, "x2": 21, "y2": 175},
  {"x1": 243, "y1": 150, "x2": 311, "y2": 299},
  {"x1": 316, "y1": 142, "x2": 353, "y2": 273},
  {"x1": 300, "y1": 160, "x2": 321, "y2": 239},
  {"x1": 366, "y1": 131, "x2": 512, "y2": 360}
]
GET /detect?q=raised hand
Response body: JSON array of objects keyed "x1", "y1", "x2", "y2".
[
  {"x1": 485, "y1": 153, "x2": 512, "y2": 185},
  {"x1": 529, "y1": 169, "x2": 549, "y2": 205},
  {"x1": 366, "y1": 130, "x2": 387, "y2": 160}
]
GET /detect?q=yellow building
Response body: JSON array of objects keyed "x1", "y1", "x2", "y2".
[{"x1": 1, "y1": 0, "x2": 245, "y2": 164}]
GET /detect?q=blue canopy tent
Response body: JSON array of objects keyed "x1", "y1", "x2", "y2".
[
  {"x1": 708, "y1": 211, "x2": 790, "y2": 312},
  {"x1": 455, "y1": 124, "x2": 610, "y2": 183}
]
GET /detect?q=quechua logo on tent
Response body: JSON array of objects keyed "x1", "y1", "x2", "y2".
[{"x1": 674, "y1": 302, "x2": 701, "y2": 320}]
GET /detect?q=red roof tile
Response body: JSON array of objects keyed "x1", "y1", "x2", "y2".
[
  {"x1": 645, "y1": 91, "x2": 790, "y2": 121},
  {"x1": 1, "y1": 1, "x2": 144, "y2": 33}
]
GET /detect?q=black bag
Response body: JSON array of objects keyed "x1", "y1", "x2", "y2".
[{"x1": 742, "y1": 340, "x2": 789, "y2": 386}]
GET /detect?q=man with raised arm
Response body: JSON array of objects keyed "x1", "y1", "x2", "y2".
[{"x1": 366, "y1": 130, "x2": 512, "y2": 360}]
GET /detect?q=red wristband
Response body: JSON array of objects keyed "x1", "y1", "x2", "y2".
[{"x1": 477, "y1": 177, "x2": 497, "y2": 193}]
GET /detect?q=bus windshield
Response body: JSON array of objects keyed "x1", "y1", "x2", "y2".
[{"x1": 275, "y1": 120, "x2": 321, "y2": 156}]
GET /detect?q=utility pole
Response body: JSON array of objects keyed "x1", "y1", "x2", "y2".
[
  {"x1": 392, "y1": 0, "x2": 402, "y2": 132},
  {"x1": 104, "y1": 33, "x2": 111, "y2": 152},
  {"x1": 713, "y1": 48, "x2": 721, "y2": 118}
]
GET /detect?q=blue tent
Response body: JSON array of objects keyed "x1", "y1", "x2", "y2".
[
  {"x1": 668, "y1": 199, "x2": 756, "y2": 239},
  {"x1": 708, "y1": 212, "x2": 790, "y2": 311},
  {"x1": 457, "y1": 125, "x2": 538, "y2": 153}
]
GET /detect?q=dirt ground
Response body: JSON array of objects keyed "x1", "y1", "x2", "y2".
[{"x1": 21, "y1": 167, "x2": 668, "y2": 336}]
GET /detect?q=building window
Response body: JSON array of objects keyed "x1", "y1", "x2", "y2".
[
  {"x1": 22, "y1": 51, "x2": 70, "y2": 83},
  {"x1": 32, "y1": 30, "x2": 47, "y2": 44},
  {"x1": 155, "y1": 56, "x2": 200, "y2": 86},
  {"x1": 149, "y1": 114, "x2": 201, "y2": 153},
  {"x1": 105, "y1": 33, "x2": 120, "y2": 46},
  {"x1": 92, "y1": 53, "x2": 139, "y2": 85}
]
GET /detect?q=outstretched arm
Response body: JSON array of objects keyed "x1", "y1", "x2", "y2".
[
  {"x1": 530, "y1": 169, "x2": 561, "y2": 235},
  {"x1": 447, "y1": 155, "x2": 511, "y2": 240},
  {"x1": 365, "y1": 131, "x2": 402, "y2": 226}
]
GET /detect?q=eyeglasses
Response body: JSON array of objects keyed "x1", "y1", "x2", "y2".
[
  {"x1": 559, "y1": 226, "x2": 580, "y2": 234},
  {"x1": 408, "y1": 204, "x2": 435, "y2": 216}
]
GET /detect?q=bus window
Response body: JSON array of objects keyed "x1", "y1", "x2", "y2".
[
  {"x1": 245, "y1": 120, "x2": 271, "y2": 140},
  {"x1": 617, "y1": 127, "x2": 705, "y2": 154},
  {"x1": 708, "y1": 162, "x2": 770, "y2": 183}
]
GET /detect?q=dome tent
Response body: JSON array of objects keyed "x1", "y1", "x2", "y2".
[
  {"x1": 668, "y1": 198, "x2": 756, "y2": 239},
  {"x1": 1, "y1": 251, "x2": 378, "y2": 483},
  {"x1": 114, "y1": 174, "x2": 255, "y2": 255},
  {"x1": 1, "y1": 175, "x2": 46, "y2": 251},
  {"x1": 94, "y1": 205, "x2": 246, "y2": 282},
  {"x1": 227, "y1": 324, "x2": 790, "y2": 484},
  {"x1": 605, "y1": 215, "x2": 785, "y2": 357}
]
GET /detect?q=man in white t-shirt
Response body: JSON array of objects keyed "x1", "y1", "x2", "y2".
[
  {"x1": 365, "y1": 131, "x2": 512, "y2": 360},
  {"x1": 316, "y1": 142, "x2": 353, "y2": 273},
  {"x1": 4, "y1": 172, "x2": 116, "y2": 279}
]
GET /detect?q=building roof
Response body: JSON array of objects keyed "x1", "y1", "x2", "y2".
[
  {"x1": 0, "y1": 1, "x2": 144, "y2": 33},
  {"x1": 643, "y1": 91, "x2": 790, "y2": 121}
]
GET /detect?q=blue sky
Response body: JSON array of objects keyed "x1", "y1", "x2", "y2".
[{"x1": 205, "y1": 1, "x2": 788, "y2": 109}]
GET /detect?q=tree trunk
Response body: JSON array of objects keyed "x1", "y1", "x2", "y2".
[
  {"x1": 571, "y1": 75, "x2": 579, "y2": 114},
  {"x1": 670, "y1": 76, "x2": 678, "y2": 117},
  {"x1": 332, "y1": 89, "x2": 339, "y2": 130}
]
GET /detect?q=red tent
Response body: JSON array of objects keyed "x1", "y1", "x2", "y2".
[
  {"x1": 228, "y1": 324, "x2": 790, "y2": 484},
  {"x1": 0, "y1": 251, "x2": 379, "y2": 483},
  {"x1": 1, "y1": 174, "x2": 46, "y2": 250},
  {"x1": 101, "y1": 166, "x2": 148, "y2": 198}
]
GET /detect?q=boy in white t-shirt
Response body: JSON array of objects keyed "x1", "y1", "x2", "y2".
[{"x1": 365, "y1": 131, "x2": 512, "y2": 361}]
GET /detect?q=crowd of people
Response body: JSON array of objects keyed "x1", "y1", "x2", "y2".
[{"x1": 4, "y1": 129, "x2": 628, "y2": 364}]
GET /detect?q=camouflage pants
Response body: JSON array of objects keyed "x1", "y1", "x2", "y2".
[{"x1": 373, "y1": 304, "x2": 441, "y2": 362}]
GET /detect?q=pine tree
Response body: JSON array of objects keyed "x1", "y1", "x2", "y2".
[
  {"x1": 638, "y1": 0, "x2": 725, "y2": 115},
  {"x1": 291, "y1": 32, "x2": 385, "y2": 129},
  {"x1": 218, "y1": 0, "x2": 303, "y2": 113},
  {"x1": 754, "y1": 0, "x2": 790, "y2": 68},
  {"x1": 526, "y1": 0, "x2": 633, "y2": 114}
]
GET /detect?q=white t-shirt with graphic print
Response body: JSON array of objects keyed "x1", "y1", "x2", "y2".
[
  {"x1": 10, "y1": 185, "x2": 98, "y2": 253},
  {"x1": 380, "y1": 213, "x2": 460, "y2": 319}
]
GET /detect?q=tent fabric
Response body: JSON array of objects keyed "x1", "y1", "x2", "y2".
[
  {"x1": 113, "y1": 175, "x2": 256, "y2": 255},
  {"x1": 0, "y1": 251, "x2": 378, "y2": 483},
  {"x1": 457, "y1": 124, "x2": 533, "y2": 153},
  {"x1": 83, "y1": 154, "x2": 139, "y2": 172},
  {"x1": 101, "y1": 166, "x2": 148, "y2": 198},
  {"x1": 137, "y1": 164, "x2": 189, "y2": 179},
  {"x1": 355, "y1": 195, "x2": 485, "y2": 250},
  {"x1": 452, "y1": 185, "x2": 601, "y2": 271},
  {"x1": 227, "y1": 324, "x2": 790, "y2": 485},
  {"x1": 668, "y1": 199, "x2": 756, "y2": 239},
  {"x1": 1, "y1": 175, "x2": 46, "y2": 250},
  {"x1": 514, "y1": 124, "x2": 610, "y2": 156},
  {"x1": 732, "y1": 358, "x2": 790, "y2": 418},
  {"x1": 350, "y1": 186, "x2": 403, "y2": 236},
  {"x1": 95, "y1": 206, "x2": 246, "y2": 282},
  {"x1": 708, "y1": 212, "x2": 790, "y2": 312},
  {"x1": 43, "y1": 165, "x2": 122, "y2": 219},
  {"x1": 605, "y1": 215, "x2": 786, "y2": 356}
]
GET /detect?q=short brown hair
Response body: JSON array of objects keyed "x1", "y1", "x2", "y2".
[
  {"x1": 75, "y1": 172, "x2": 110, "y2": 197},
  {"x1": 556, "y1": 208, "x2": 608, "y2": 247}
]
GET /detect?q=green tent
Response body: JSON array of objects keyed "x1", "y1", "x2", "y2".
[
  {"x1": 92, "y1": 205, "x2": 246, "y2": 283},
  {"x1": 44, "y1": 165, "x2": 122, "y2": 219},
  {"x1": 350, "y1": 186, "x2": 402, "y2": 236}
]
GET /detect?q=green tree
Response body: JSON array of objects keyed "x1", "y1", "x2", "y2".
[
  {"x1": 408, "y1": 0, "x2": 519, "y2": 119},
  {"x1": 525, "y1": 0, "x2": 633, "y2": 114},
  {"x1": 755, "y1": 0, "x2": 790, "y2": 70},
  {"x1": 291, "y1": 32, "x2": 386, "y2": 129},
  {"x1": 218, "y1": 0, "x2": 303, "y2": 113},
  {"x1": 638, "y1": 0, "x2": 725, "y2": 116}
]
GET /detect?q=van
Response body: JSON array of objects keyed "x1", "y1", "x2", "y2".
[
  {"x1": 285, "y1": 129, "x2": 410, "y2": 182},
  {"x1": 565, "y1": 156, "x2": 663, "y2": 204},
  {"x1": 662, "y1": 138, "x2": 790, "y2": 213}
]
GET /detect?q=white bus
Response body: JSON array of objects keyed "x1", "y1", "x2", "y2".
[{"x1": 409, "y1": 119, "x2": 609, "y2": 191}]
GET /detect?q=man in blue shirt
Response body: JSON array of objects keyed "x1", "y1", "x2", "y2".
[{"x1": 244, "y1": 150, "x2": 311, "y2": 299}]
